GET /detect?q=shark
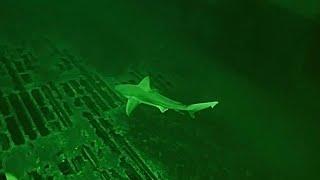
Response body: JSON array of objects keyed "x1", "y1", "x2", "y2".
[
  {"x1": 5, "y1": 172, "x2": 17, "y2": 180},
  {"x1": 114, "y1": 76, "x2": 218, "y2": 118}
]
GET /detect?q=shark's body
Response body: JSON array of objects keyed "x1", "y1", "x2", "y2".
[
  {"x1": 115, "y1": 76, "x2": 218, "y2": 118},
  {"x1": 5, "y1": 173, "x2": 17, "y2": 180}
]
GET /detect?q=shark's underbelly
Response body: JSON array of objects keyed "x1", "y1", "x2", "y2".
[
  {"x1": 131, "y1": 90, "x2": 188, "y2": 110},
  {"x1": 139, "y1": 98, "x2": 187, "y2": 110}
]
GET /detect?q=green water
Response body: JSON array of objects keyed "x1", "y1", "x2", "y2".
[{"x1": 0, "y1": 0, "x2": 319, "y2": 179}]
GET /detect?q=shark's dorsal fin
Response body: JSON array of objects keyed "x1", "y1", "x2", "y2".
[
  {"x1": 126, "y1": 98, "x2": 140, "y2": 116},
  {"x1": 138, "y1": 76, "x2": 151, "y2": 91}
]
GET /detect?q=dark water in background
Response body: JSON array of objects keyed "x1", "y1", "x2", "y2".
[{"x1": 1, "y1": 0, "x2": 320, "y2": 179}]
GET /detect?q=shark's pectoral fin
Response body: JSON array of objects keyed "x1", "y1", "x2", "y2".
[
  {"x1": 157, "y1": 106, "x2": 168, "y2": 113},
  {"x1": 126, "y1": 98, "x2": 140, "y2": 116}
]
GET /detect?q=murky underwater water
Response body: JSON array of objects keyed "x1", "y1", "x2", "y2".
[{"x1": 0, "y1": 1, "x2": 319, "y2": 179}]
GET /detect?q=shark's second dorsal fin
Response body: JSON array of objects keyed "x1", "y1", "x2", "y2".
[{"x1": 138, "y1": 76, "x2": 151, "y2": 91}]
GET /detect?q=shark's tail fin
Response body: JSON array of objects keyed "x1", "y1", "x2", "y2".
[{"x1": 187, "y1": 101, "x2": 218, "y2": 118}]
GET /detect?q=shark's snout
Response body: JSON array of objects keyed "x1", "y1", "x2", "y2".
[
  {"x1": 114, "y1": 84, "x2": 133, "y2": 95},
  {"x1": 114, "y1": 84, "x2": 141, "y2": 98},
  {"x1": 114, "y1": 85, "x2": 125, "y2": 93}
]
